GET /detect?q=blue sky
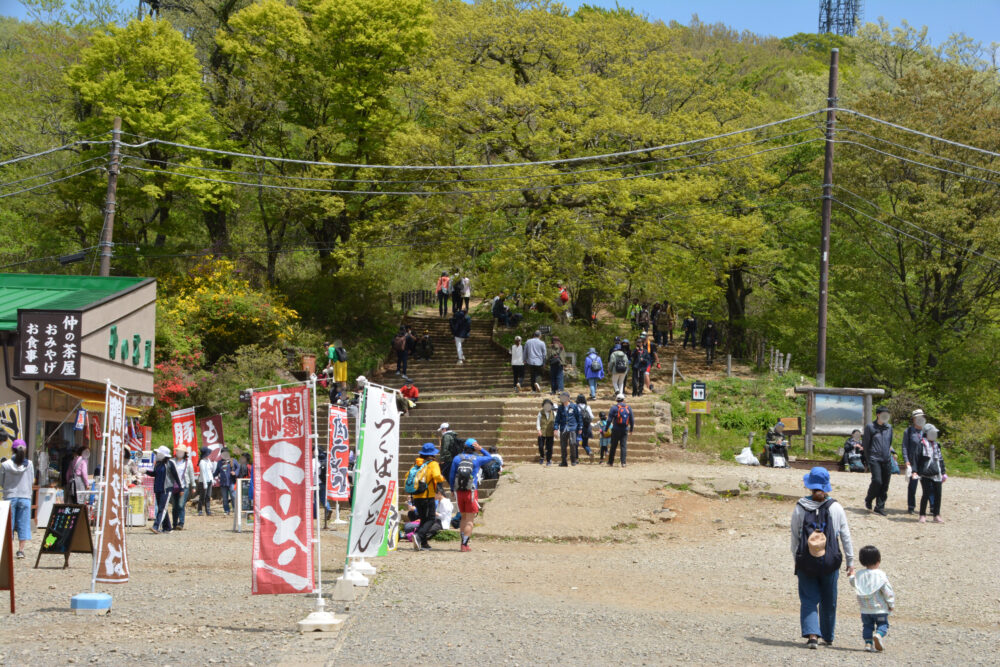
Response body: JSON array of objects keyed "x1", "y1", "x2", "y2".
[{"x1": 0, "y1": 0, "x2": 997, "y2": 47}]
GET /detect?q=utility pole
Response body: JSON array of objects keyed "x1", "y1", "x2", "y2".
[
  {"x1": 99, "y1": 117, "x2": 121, "y2": 277},
  {"x1": 816, "y1": 49, "x2": 839, "y2": 388}
]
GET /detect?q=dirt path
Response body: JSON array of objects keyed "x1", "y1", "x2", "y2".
[{"x1": 2, "y1": 462, "x2": 996, "y2": 665}]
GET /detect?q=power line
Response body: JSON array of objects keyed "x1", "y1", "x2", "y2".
[
  {"x1": 0, "y1": 167, "x2": 102, "y2": 199},
  {"x1": 117, "y1": 125, "x2": 822, "y2": 187},
  {"x1": 0, "y1": 140, "x2": 109, "y2": 168},
  {"x1": 0, "y1": 158, "x2": 107, "y2": 190},
  {"x1": 120, "y1": 139, "x2": 822, "y2": 196},
  {"x1": 118, "y1": 110, "x2": 829, "y2": 171},
  {"x1": 835, "y1": 108, "x2": 1000, "y2": 160},
  {"x1": 836, "y1": 127, "x2": 1000, "y2": 179},
  {"x1": 0, "y1": 246, "x2": 100, "y2": 271},
  {"x1": 832, "y1": 139, "x2": 1000, "y2": 188}
]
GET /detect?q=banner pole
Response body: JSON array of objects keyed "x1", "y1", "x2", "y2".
[{"x1": 89, "y1": 379, "x2": 113, "y2": 595}]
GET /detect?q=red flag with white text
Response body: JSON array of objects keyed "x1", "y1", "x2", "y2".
[{"x1": 326, "y1": 406, "x2": 350, "y2": 502}]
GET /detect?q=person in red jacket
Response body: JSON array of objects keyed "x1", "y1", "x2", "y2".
[
  {"x1": 435, "y1": 271, "x2": 451, "y2": 318},
  {"x1": 401, "y1": 379, "x2": 420, "y2": 405}
]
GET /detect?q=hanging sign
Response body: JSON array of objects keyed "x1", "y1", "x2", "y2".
[
  {"x1": 15, "y1": 310, "x2": 82, "y2": 380},
  {"x1": 346, "y1": 384, "x2": 399, "y2": 559},
  {"x1": 250, "y1": 385, "x2": 314, "y2": 595},
  {"x1": 74, "y1": 409, "x2": 88, "y2": 431},
  {"x1": 199, "y1": 415, "x2": 226, "y2": 462},
  {"x1": 90, "y1": 415, "x2": 103, "y2": 442},
  {"x1": 94, "y1": 382, "x2": 130, "y2": 584},
  {"x1": 326, "y1": 406, "x2": 350, "y2": 503}
]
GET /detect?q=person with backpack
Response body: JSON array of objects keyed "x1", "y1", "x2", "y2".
[
  {"x1": 524, "y1": 330, "x2": 547, "y2": 393},
  {"x1": 606, "y1": 394, "x2": 634, "y2": 467},
  {"x1": 629, "y1": 346, "x2": 644, "y2": 397},
  {"x1": 450, "y1": 308, "x2": 471, "y2": 364},
  {"x1": 700, "y1": 321, "x2": 719, "y2": 365},
  {"x1": 392, "y1": 326, "x2": 411, "y2": 377},
  {"x1": 510, "y1": 335, "x2": 525, "y2": 392},
  {"x1": 608, "y1": 341, "x2": 629, "y2": 396},
  {"x1": 583, "y1": 347, "x2": 604, "y2": 400},
  {"x1": 554, "y1": 391, "x2": 583, "y2": 466},
  {"x1": 448, "y1": 438, "x2": 497, "y2": 552},
  {"x1": 328, "y1": 339, "x2": 348, "y2": 387},
  {"x1": 862, "y1": 406, "x2": 894, "y2": 516},
  {"x1": 437, "y1": 423, "x2": 461, "y2": 481},
  {"x1": 450, "y1": 271, "x2": 463, "y2": 315},
  {"x1": 597, "y1": 412, "x2": 611, "y2": 464},
  {"x1": 682, "y1": 314, "x2": 698, "y2": 348},
  {"x1": 548, "y1": 336, "x2": 566, "y2": 394},
  {"x1": 435, "y1": 271, "x2": 451, "y2": 318},
  {"x1": 576, "y1": 395, "x2": 596, "y2": 462},
  {"x1": 790, "y1": 467, "x2": 856, "y2": 649},
  {"x1": 915, "y1": 423, "x2": 947, "y2": 523},
  {"x1": 638, "y1": 332, "x2": 659, "y2": 394},
  {"x1": 416, "y1": 330, "x2": 434, "y2": 360},
  {"x1": 901, "y1": 408, "x2": 926, "y2": 514},
  {"x1": 408, "y1": 443, "x2": 447, "y2": 551},
  {"x1": 536, "y1": 399, "x2": 556, "y2": 466}
]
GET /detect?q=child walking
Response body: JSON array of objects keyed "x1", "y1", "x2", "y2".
[
  {"x1": 597, "y1": 412, "x2": 611, "y2": 464},
  {"x1": 849, "y1": 545, "x2": 895, "y2": 652}
]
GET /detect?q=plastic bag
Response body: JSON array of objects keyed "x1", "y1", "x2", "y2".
[{"x1": 735, "y1": 446, "x2": 759, "y2": 466}]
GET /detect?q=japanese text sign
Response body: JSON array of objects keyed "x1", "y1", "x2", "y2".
[
  {"x1": 199, "y1": 415, "x2": 225, "y2": 462},
  {"x1": 346, "y1": 385, "x2": 398, "y2": 559},
  {"x1": 251, "y1": 386, "x2": 314, "y2": 595},
  {"x1": 327, "y1": 406, "x2": 350, "y2": 503},
  {"x1": 170, "y1": 408, "x2": 198, "y2": 454},
  {"x1": 94, "y1": 382, "x2": 130, "y2": 584},
  {"x1": 0, "y1": 402, "x2": 21, "y2": 461},
  {"x1": 16, "y1": 310, "x2": 82, "y2": 380}
]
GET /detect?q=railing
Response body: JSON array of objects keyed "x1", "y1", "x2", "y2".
[{"x1": 398, "y1": 289, "x2": 435, "y2": 312}]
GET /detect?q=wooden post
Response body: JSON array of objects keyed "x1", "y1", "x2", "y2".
[
  {"x1": 671, "y1": 356, "x2": 677, "y2": 386},
  {"x1": 681, "y1": 427, "x2": 688, "y2": 448},
  {"x1": 726, "y1": 354, "x2": 732, "y2": 377},
  {"x1": 804, "y1": 393, "x2": 814, "y2": 456},
  {"x1": 784, "y1": 353, "x2": 792, "y2": 373},
  {"x1": 99, "y1": 116, "x2": 121, "y2": 277},
  {"x1": 695, "y1": 413, "x2": 702, "y2": 439},
  {"x1": 990, "y1": 444, "x2": 995, "y2": 473}
]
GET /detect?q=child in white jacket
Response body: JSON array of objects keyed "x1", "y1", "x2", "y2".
[{"x1": 850, "y1": 545, "x2": 895, "y2": 652}]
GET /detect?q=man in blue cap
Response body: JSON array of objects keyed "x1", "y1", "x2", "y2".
[
  {"x1": 412, "y1": 443, "x2": 446, "y2": 551},
  {"x1": 448, "y1": 438, "x2": 497, "y2": 552},
  {"x1": 790, "y1": 466, "x2": 855, "y2": 649}
]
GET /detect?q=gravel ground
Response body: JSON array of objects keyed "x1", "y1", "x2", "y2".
[{"x1": 2, "y1": 462, "x2": 997, "y2": 665}]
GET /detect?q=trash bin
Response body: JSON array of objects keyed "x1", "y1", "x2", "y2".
[{"x1": 301, "y1": 354, "x2": 316, "y2": 374}]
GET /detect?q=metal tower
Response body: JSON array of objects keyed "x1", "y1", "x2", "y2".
[{"x1": 818, "y1": 0, "x2": 863, "y2": 36}]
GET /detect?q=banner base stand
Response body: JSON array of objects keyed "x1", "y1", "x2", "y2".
[
  {"x1": 330, "y1": 519, "x2": 348, "y2": 526},
  {"x1": 332, "y1": 577, "x2": 356, "y2": 602},
  {"x1": 337, "y1": 564, "x2": 369, "y2": 587},
  {"x1": 352, "y1": 558, "x2": 376, "y2": 576},
  {"x1": 70, "y1": 592, "x2": 112, "y2": 615},
  {"x1": 297, "y1": 598, "x2": 343, "y2": 633}
]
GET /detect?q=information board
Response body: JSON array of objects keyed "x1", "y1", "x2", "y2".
[
  {"x1": 686, "y1": 400, "x2": 711, "y2": 414},
  {"x1": 34, "y1": 504, "x2": 93, "y2": 569},
  {"x1": 691, "y1": 381, "x2": 706, "y2": 401}
]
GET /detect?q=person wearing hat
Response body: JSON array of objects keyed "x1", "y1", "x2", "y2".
[
  {"x1": 915, "y1": 423, "x2": 947, "y2": 523},
  {"x1": 607, "y1": 341, "x2": 629, "y2": 396},
  {"x1": 791, "y1": 466, "x2": 856, "y2": 649},
  {"x1": 170, "y1": 445, "x2": 195, "y2": 530},
  {"x1": 510, "y1": 335, "x2": 525, "y2": 392},
  {"x1": 523, "y1": 330, "x2": 547, "y2": 392},
  {"x1": 437, "y1": 423, "x2": 461, "y2": 479},
  {"x1": 862, "y1": 406, "x2": 895, "y2": 516},
  {"x1": 536, "y1": 399, "x2": 556, "y2": 465},
  {"x1": 762, "y1": 421, "x2": 790, "y2": 468},
  {"x1": 554, "y1": 391, "x2": 583, "y2": 466},
  {"x1": 902, "y1": 409, "x2": 927, "y2": 514},
  {"x1": 412, "y1": 443, "x2": 446, "y2": 550},
  {"x1": 606, "y1": 393, "x2": 634, "y2": 467},
  {"x1": 1, "y1": 439, "x2": 34, "y2": 558},
  {"x1": 401, "y1": 379, "x2": 420, "y2": 407},
  {"x1": 146, "y1": 446, "x2": 181, "y2": 533},
  {"x1": 448, "y1": 438, "x2": 497, "y2": 552}
]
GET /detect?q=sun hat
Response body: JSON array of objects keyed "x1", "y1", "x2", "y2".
[
  {"x1": 155, "y1": 446, "x2": 171, "y2": 458},
  {"x1": 175, "y1": 445, "x2": 188, "y2": 455},
  {"x1": 418, "y1": 443, "x2": 439, "y2": 457},
  {"x1": 911, "y1": 408, "x2": 925, "y2": 418},
  {"x1": 438, "y1": 422, "x2": 449, "y2": 431},
  {"x1": 463, "y1": 438, "x2": 478, "y2": 450},
  {"x1": 802, "y1": 466, "x2": 832, "y2": 493}
]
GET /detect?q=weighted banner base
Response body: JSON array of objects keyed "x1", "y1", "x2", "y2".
[
  {"x1": 71, "y1": 592, "x2": 112, "y2": 615},
  {"x1": 297, "y1": 598, "x2": 343, "y2": 633},
  {"x1": 332, "y1": 577, "x2": 356, "y2": 602},
  {"x1": 352, "y1": 557, "x2": 376, "y2": 576},
  {"x1": 336, "y1": 564, "x2": 369, "y2": 587}
]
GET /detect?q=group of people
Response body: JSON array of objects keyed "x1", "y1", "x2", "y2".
[
  {"x1": 534, "y1": 392, "x2": 634, "y2": 467},
  {"x1": 435, "y1": 270, "x2": 471, "y2": 318},
  {"x1": 627, "y1": 299, "x2": 675, "y2": 346},
  {"x1": 147, "y1": 445, "x2": 247, "y2": 534}
]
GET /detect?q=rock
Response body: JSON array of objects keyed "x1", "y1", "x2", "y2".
[
  {"x1": 657, "y1": 510, "x2": 677, "y2": 522},
  {"x1": 688, "y1": 483, "x2": 718, "y2": 499},
  {"x1": 710, "y1": 475, "x2": 743, "y2": 497}
]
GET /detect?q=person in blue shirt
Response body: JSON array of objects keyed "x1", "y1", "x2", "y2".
[
  {"x1": 145, "y1": 446, "x2": 180, "y2": 534},
  {"x1": 554, "y1": 391, "x2": 583, "y2": 467},
  {"x1": 448, "y1": 438, "x2": 497, "y2": 552},
  {"x1": 214, "y1": 448, "x2": 236, "y2": 516}
]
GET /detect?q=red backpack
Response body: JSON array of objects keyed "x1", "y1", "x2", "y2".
[{"x1": 559, "y1": 288, "x2": 569, "y2": 303}]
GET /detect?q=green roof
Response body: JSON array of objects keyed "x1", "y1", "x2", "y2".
[{"x1": 0, "y1": 274, "x2": 151, "y2": 331}]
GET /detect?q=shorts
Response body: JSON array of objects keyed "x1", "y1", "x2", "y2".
[
  {"x1": 644, "y1": 364, "x2": 652, "y2": 374},
  {"x1": 10, "y1": 496, "x2": 31, "y2": 540},
  {"x1": 456, "y1": 490, "x2": 480, "y2": 515}
]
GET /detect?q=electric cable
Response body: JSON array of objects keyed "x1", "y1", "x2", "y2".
[
  {"x1": 0, "y1": 167, "x2": 102, "y2": 199},
  {"x1": 0, "y1": 140, "x2": 109, "y2": 168},
  {"x1": 836, "y1": 127, "x2": 1000, "y2": 179},
  {"x1": 0, "y1": 158, "x2": 107, "y2": 190},
  {"x1": 832, "y1": 139, "x2": 1000, "y2": 187},
  {"x1": 835, "y1": 108, "x2": 1000, "y2": 160}
]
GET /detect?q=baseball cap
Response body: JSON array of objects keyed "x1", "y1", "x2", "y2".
[{"x1": 616, "y1": 393, "x2": 625, "y2": 402}]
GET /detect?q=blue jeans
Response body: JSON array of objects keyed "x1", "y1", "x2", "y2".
[
  {"x1": 862, "y1": 613, "x2": 889, "y2": 641},
  {"x1": 10, "y1": 496, "x2": 31, "y2": 541},
  {"x1": 220, "y1": 484, "x2": 233, "y2": 514},
  {"x1": 550, "y1": 365, "x2": 564, "y2": 393},
  {"x1": 587, "y1": 378, "x2": 598, "y2": 398},
  {"x1": 797, "y1": 569, "x2": 839, "y2": 641},
  {"x1": 172, "y1": 487, "x2": 190, "y2": 527}
]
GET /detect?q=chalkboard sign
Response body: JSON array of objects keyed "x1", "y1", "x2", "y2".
[{"x1": 34, "y1": 504, "x2": 93, "y2": 569}]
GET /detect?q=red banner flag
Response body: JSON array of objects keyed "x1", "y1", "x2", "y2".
[
  {"x1": 326, "y1": 406, "x2": 350, "y2": 502},
  {"x1": 90, "y1": 415, "x2": 102, "y2": 441},
  {"x1": 170, "y1": 407, "x2": 199, "y2": 468},
  {"x1": 251, "y1": 385, "x2": 314, "y2": 595},
  {"x1": 94, "y1": 382, "x2": 130, "y2": 584},
  {"x1": 199, "y1": 415, "x2": 225, "y2": 462}
]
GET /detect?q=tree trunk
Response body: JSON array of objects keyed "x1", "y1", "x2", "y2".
[{"x1": 724, "y1": 266, "x2": 751, "y2": 357}]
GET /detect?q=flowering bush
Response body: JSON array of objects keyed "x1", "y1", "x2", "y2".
[
  {"x1": 157, "y1": 258, "x2": 299, "y2": 363},
  {"x1": 154, "y1": 351, "x2": 202, "y2": 410}
]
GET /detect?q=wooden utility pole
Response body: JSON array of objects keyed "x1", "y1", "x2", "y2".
[
  {"x1": 99, "y1": 117, "x2": 122, "y2": 277},
  {"x1": 816, "y1": 49, "x2": 839, "y2": 387}
]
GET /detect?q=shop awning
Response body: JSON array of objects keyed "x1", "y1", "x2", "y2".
[{"x1": 45, "y1": 382, "x2": 142, "y2": 417}]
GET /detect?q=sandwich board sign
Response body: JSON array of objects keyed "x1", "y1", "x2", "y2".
[{"x1": 34, "y1": 504, "x2": 93, "y2": 569}]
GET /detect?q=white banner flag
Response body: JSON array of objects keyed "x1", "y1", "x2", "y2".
[{"x1": 346, "y1": 384, "x2": 399, "y2": 558}]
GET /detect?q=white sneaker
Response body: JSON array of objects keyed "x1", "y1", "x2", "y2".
[
  {"x1": 457, "y1": 359, "x2": 463, "y2": 365},
  {"x1": 873, "y1": 632, "x2": 885, "y2": 652}
]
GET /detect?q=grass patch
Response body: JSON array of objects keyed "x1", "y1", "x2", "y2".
[{"x1": 431, "y1": 529, "x2": 461, "y2": 542}]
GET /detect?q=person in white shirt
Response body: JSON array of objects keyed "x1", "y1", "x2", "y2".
[
  {"x1": 461, "y1": 276, "x2": 471, "y2": 311},
  {"x1": 170, "y1": 446, "x2": 195, "y2": 529},
  {"x1": 196, "y1": 446, "x2": 216, "y2": 516},
  {"x1": 435, "y1": 488, "x2": 454, "y2": 530},
  {"x1": 510, "y1": 335, "x2": 525, "y2": 392},
  {"x1": 0, "y1": 439, "x2": 34, "y2": 558}
]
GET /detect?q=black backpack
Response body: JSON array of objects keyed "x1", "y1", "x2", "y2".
[
  {"x1": 613, "y1": 354, "x2": 628, "y2": 373},
  {"x1": 336, "y1": 347, "x2": 348, "y2": 362},
  {"x1": 589, "y1": 357, "x2": 601, "y2": 373},
  {"x1": 795, "y1": 498, "x2": 843, "y2": 576},
  {"x1": 442, "y1": 431, "x2": 462, "y2": 460},
  {"x1": 454, "y1": 457, "x2": 475, "y2": 491},
  {"x1": 482, "y1": 457, "x2": 501, "y2": 480}
]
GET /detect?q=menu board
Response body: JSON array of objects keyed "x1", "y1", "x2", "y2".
[
  {"x1": 34, "y1": 504, "x2": 93, "y2": 569},
  {"x1": 15, "y1": 310, "x2": 82, "y2": 380}
]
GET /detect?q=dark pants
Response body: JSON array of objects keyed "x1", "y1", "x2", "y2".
[
  {"x1": 462, "y1": 297, "x2": 470, "y2": 310},
  {"x1": 528, "y1": 364, "x2": 542, "y2": 390},
  {"x1": 413, "y1": 497, "x2": 436, "y2": 547},
  {"x1": 907, "y1": 475, "x2": 919, "y2": 511},
  {"x1": 452, "y1": 291, "x2": 462, "y2": 313},
  {"x1": 197, "y1": 484, "x2": 212, "y2": 515},
  {"x1": 438, "y1": 292, "x2": 449, "y2": 317},
  {"x1": 705, "y1": 345, "x2": 716, "y2": 365},
  {"x1": 549, "y1": 364, "x2": 563, "y2": 393},
  {"x1": 153, "y1": 491, "x2": 172, "y2": 532},
  {"x1": 396, "y1": 350, "x2": 408, "y2": 375},
  {"x1": 683, "y1": 330, "x2": 695, "y2": 348},
  {"x1": 560, "y1": 430, "x2": 579, "y2": 464},
  {"x1": 631, "y1": 369, "x2": 643, "y2": 396},
  {"x1": 220, "y1": 484, "x2": 233, "y2": 514},
  {"x1": 580, "y1": 428, "x2": 592, "y2": 456},
  {"x1": 512, "y1": 364, "x2": 525, "y2": 388},
  {"x1": 919, "y1": 477, "x2": 942, "y2": 516},
  {"x1": 865, "y1": 460, "x2": 892, "y2": 511},
  {"x1": 797, "y1": 570, "x2": 839, "y2": 641},
  {"x1": 608, "y1": 430, "x2": 628, "y2": 465},
  {"x1": 537, "y1": 435, "x2": 553, "y2": 462}
]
